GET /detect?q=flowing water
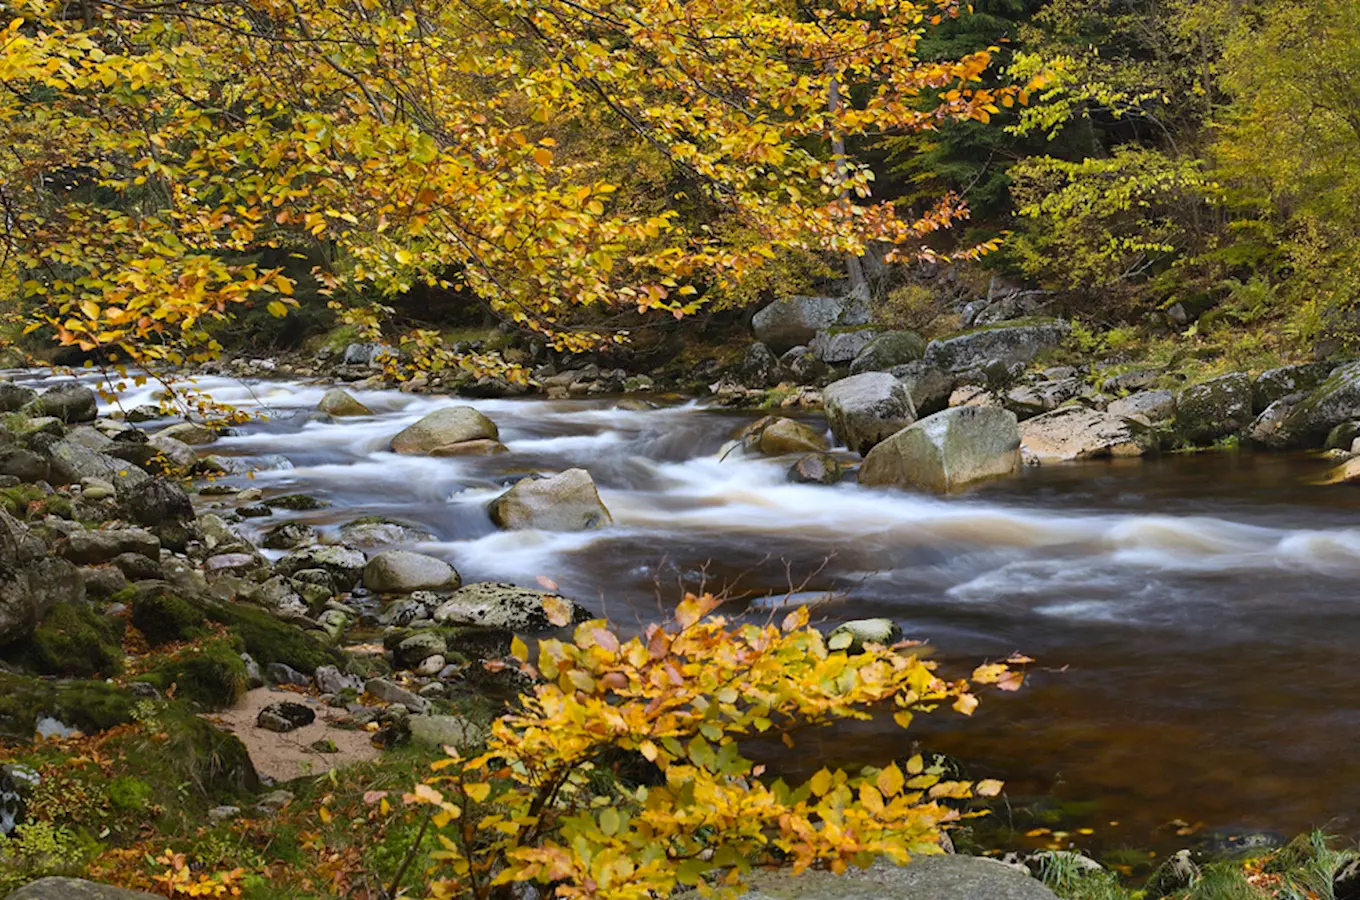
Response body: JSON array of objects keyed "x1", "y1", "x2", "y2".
[{"x1": 25, "y1": 371, "x2": 1360, "y2": 849}]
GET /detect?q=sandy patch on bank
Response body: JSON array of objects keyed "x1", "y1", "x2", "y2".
[{"x1": 207, "y1": 688, "x2": 380, "y2": 782}]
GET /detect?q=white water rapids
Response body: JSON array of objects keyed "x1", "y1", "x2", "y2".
[{"x1": 18, "y1": 368, "x2": 1360, "y2": 839}]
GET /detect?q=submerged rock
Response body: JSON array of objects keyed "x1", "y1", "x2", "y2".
[
  {"x1": 489, "y1": 469, "x2": 612, "y2": 531},
  {"x1": 823, "y1": 372, "x2": 916, "y2": 456},
  {"x1": 391, "y1": 406, "x2": 498, "y2": 455},
  {"x1": 1019, "y1": 407, "x2": 1156, "y2": 462},
  {"x1": 860, "y1": 406, "x2": 1021, "y2": 493}
]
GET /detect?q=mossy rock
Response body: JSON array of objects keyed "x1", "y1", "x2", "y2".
[
  {"x1": 0, "y1": 673, "x2": 138, "y2": 740},
  {"x1": 208, "y1": 596, "x2": 340, "y2": 673},
  {"x1": 0, "y1": 484, "x2": 51, "y2": 519},
  {"x1": 130, "y1": 581, "x2": 341, "y2": 673},
  {"x1": 131, "y1": 587, "x2": 210, "y2": 646},
  {"x1": 134, "y1": 636, "x2": 248, "y2": 710},
  {"x1": 2, "y1": 602, "x2": 125, "y2": 677},
  {"x1": 263, "y1": 493, "x2": 329, "y2": 511}
]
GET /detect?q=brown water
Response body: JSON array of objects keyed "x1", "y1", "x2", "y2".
[{"x1": 48, "y1": 371, "x2": 1360, "y2": 852}]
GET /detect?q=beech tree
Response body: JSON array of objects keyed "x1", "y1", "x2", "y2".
[{"x1": 2, "y1": 0, "x2": 1018, "y2": 377}]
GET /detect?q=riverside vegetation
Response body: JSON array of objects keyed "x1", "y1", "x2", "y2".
[{"x1": 7, "y1": 0, "x2": 1360, "y2": 898}]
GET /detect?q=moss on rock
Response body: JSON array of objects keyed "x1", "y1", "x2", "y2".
[
  {"x1": 2, "y1": 602, "x2": 125, "y2": 677},
  {"x1": 131, "y1": 587, "x2": 209, "y2": 646},
  {"x1": 0, "y1": 674, "x2": 137, "y2": 740},
  {"x1": 134, "y1": 636, "x2": 248, "y2": 710}
]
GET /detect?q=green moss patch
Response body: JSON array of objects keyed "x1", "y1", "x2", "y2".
[
  {"x1": 2, "y1": 601, "x2": 125, "y2": 677},
  {"x1": 134, "y1": 636, "x2": 249, "y2": 710}
]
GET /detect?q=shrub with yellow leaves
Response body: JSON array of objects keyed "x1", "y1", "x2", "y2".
[{"x1": 400, "y1": 593, "x2": 1026, "y2": 900}]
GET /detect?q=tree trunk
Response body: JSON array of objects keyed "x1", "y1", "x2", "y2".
[{"x1": 827, "y1": 67, "x2": 869, "y2": 296}]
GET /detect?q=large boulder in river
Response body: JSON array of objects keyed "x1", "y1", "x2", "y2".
[
  {"x1": 22, "y1": 383, "x2": 97, "y2": 423},
  {"x1": 318, "y1": 388, "x2": 372, "y2": 417},
  {"x1": 742, "y1": 855, "x2": 1060, "y2": 900},
  {"x1": 1020, "y1": 406, "x2": 1156, "y2": 462},
  {"x1": 0, "y1": 511, "x2": 84, "y2": 645},
  {"x1": 823, "y1": 373, "x2": 916, "y2": 456},
  {"x1": 434, "y1": 582, "x2": 591, "y2": 631},
  {"x1": 752, "y1": 293, "x2": 871, "y2": 354},
  {"x1": 1267, "y1": 361, "x2": 1360, "y2": 448},
  {"x1": 489, "y1": 469, "x2": 612, "y2": 531},
  {"x1": 1174, "y1": 373, "x2": 1254, "y2": 445},
  {"x1": 391, "y1": 406, "x2": 498, "y2": 455},
  {"x1": 850, "y1": 330, "x2": 927, "y2": 375},
  {"x1": 363, "y1": 550, "x2": 461, "y2": 594},
  {"x1": 923, "y1": 319, "x2": 1069, "y2": 375},
  {"x1": 860, "y1": 406, "x2": 1021, "y2": 493}
]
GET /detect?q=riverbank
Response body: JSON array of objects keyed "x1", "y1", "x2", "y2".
[{"x1": 4, "y1": 348, "x2": 1360, "y2": 896}]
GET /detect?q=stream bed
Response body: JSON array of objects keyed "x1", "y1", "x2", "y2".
[{"x1": 29, "y1": 371, "x2": 1360, "y2": 851}]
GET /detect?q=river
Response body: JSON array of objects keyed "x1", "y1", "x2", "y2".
[{"x1": 27, "y1": 371, "x2": 1360, "y2": 852}]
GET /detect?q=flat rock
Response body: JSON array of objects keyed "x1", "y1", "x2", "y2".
[
  {"x1": 63, "y1": 528, "x2": 159, "y2": 565},
  {"x1": 434, "y1": 582, "x2": 591, "y2": 631},
  {"x1": 742, "y1": 855, "x2": 1058, "y2": 900},
  {"x1": 924, "y1": 320, "x2": 1069, "y2": 375},
  {"x1": 4, "y1": 878, "x2": 160, "y2": 900},
  {"x1": 408, "y1": 714, "x2": 486, "y2": 750},
  {"x1": 1107, "y1": 389, "x2": 1176, "y2": 423},
  {"x1": 1019, "y1": 407, "x2": 1156, "y2": 462}
]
